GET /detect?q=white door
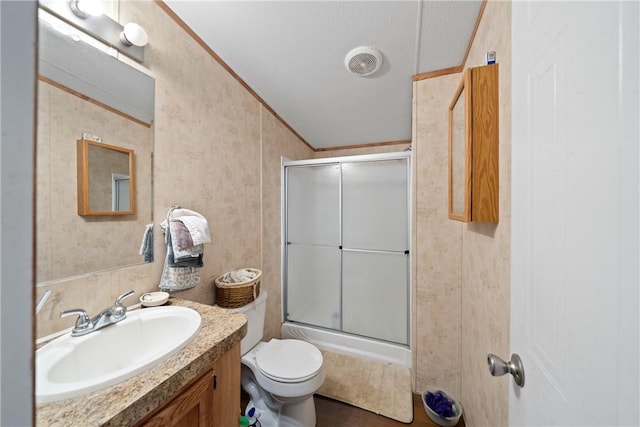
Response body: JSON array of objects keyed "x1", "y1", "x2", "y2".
[{"x1": 510, "y1": 1, "x2": 639, "y2": 426}]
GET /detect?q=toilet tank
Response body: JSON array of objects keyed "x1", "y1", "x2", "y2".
[{"x1": 231, "y1": 290, "x2": 267, "y2": 355}]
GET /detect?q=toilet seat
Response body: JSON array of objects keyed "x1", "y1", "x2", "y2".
[{"x1": 255, "y1": 339, "x2": 323, "y2": 383}]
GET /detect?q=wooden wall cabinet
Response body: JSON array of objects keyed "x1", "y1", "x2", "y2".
[
  {"x1": 448, "y1": 64, "x2": 499, "y2": 223},
  {"x1": 138, "y1": 343, "x2": 241, "y2": 427}
]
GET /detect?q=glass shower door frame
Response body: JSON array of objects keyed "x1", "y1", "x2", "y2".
[{"x1": 281, "y1": 151, "x2": 412, "y2": 347}]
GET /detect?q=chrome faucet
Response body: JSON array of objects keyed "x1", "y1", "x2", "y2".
[{"x1": 60, "y1": 290, "x2": 135, "y2": 337}]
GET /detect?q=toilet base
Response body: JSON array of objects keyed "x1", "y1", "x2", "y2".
[
  {"x1": 244, "y1": 396, "x2": 316, "y2": 427},
  {"x1": 242, "y1": 365, "x2": 317, "y2": 427}
]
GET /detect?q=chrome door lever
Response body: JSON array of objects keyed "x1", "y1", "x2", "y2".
[{"x1": 487, "y1": 353, "x2": 525, "y2": 387}]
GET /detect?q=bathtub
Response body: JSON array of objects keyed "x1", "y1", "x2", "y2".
[{"x1": 281, "y1": 321, "x2": 412, "y2": 369}]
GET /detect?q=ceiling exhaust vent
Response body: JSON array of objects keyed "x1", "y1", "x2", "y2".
[{"x1": 345, "y1": 46, "x2": 383, "y2": 77}]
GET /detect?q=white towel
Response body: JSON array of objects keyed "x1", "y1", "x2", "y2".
[
  {"x1": 166, "y1": 208, "x2": 211, "y2": 246},
  {"x1": 221, "y1": 268, "x2": 258, "y2": 284}
]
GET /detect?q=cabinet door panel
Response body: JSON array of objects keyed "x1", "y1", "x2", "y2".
[
  {"x1": 141, "y1": 370, "x2": 213, "y2": 427},
  {"x1": 212, "y1": 343, "x2": 241, "y2": 426}
]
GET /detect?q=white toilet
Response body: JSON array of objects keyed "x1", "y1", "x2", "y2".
[{"x1": 230, "y1": 291, "x2": 325, "y2": 427}]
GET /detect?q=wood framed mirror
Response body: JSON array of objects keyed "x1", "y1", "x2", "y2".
[
  {"x1": 448, "y1": 71, "x2": 472, "y2": 222},
  {"x1": 77, "y1": 139, "x2": 136, "y2": 216}
]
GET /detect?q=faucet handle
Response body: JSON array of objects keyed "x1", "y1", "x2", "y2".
[
  {"x1": 114, "y1": 290, "x2": 135, "y2": 306},
  {"x1": 112, "y1": 290, "x2": 135, "y2": 319},
  {"x1": 60, "y1": 309, "x2": 92, "y2": 333}
]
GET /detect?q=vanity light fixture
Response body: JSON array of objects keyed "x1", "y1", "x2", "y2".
[
  {"x1": 39, "y1": 0, "x2": 148, "y2": 62},
  {"x1": 119, "y1": 23, "x2": 148, "y2": 47},
  {"x1": 69, "y1": 0, "x2": 103, "y2": 19}
]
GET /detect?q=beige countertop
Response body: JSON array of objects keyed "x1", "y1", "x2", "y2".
[{"x1": 36, "y1": 298, "x2": 247, "y2": 426}]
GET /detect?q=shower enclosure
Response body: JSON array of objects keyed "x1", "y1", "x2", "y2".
[{"x1": 281, "y1": 152, "x2": 411, "y2": 365}]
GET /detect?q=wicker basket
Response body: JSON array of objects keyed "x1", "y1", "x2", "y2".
[{"x1": 214, "y1": 268, "x2": 261, "y2": 308}]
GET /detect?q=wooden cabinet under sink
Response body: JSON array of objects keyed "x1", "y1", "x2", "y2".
[{"x1": 137, "y1": 343, "x2": 241, "y2": 427}]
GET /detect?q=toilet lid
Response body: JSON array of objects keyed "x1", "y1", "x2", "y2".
[{"x1": 255, "y1": 339, "x2": 323, "y2": 383}]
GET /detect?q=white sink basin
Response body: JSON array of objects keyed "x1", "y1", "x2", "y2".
[{"x1": 36, "y1": 305, "x2": 201, "y2": 404}]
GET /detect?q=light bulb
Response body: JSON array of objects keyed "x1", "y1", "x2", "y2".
[{"x1": 119, "y1": 23, "x2": 148, "y2": 47}]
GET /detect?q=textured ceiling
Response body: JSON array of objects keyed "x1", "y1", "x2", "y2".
[{"x1": 164, "y1": 1, "x2": 483, "y2": 149}]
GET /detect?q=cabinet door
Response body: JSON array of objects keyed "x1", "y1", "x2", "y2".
[
  {"x1": 469, "y1": 64, "x2": 499, "y2": 222},
  {"x1": 448, "y1": 64, "x2": 499, "y2": 223},
  {"x1": 141, "y1": 370, "x2": 214, "y2": 427},
  {"x1": 212, "y1": 343, "x2": 241, "y2": 426}
]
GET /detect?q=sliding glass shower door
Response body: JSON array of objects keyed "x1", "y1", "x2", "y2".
[
  {"x1": 341, "y1": 160, "x2": 409, "y2": 344},
  {"x1": 284, "y1": 153, "x2": 410, "y2": 346},
  {"x1": 286, "y1": 164, "x2": 342, "y2": 329}
]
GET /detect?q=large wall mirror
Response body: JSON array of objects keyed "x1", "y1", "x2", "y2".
[{"x1": 36, "y1": 9, "x2": 155, "y2": 283}]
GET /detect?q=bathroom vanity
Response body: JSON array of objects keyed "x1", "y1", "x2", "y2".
[{"x1": 36, "y1": 299, "x2": 247, "y2": 426}]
